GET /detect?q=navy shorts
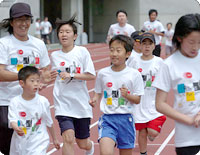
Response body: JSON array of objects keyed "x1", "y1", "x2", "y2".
[
  {"x1": 56, "y1": 116, "x2": 91, "y2": 139},
  {"x1": 98, "y1": 114, "x2": 136, "y2": 149}
]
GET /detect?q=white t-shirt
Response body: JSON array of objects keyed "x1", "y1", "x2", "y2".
[
  {"x1": 142, "y1": 20, "x2": 165, "y2": 45},
  {"x1": 95, "y1": 66, "x2": 144, "y2": 114},
  {"x1": 126, "y1": 49, "x2": 142, "y2": 68},
  {"x1": 41, "y1": 21, "x2": 52, "y2": 35},
  {"x1": 133, "y1": 56, "x2": 164, "y2": 123},
  {"x1": 35, "y1": 22, "x2": 41, "y2": 35},
  {"x1": 51, "y1": 46, "x2": 96, "y2": 118},
  {"x1": 152, "y1": 51, "x2": 200, "y2": 147},
  {"x1": 107, "y1": 23, "x2": 136, "y2": 38},
  {"x1": 165, "y1": 29, "x2": 174, "y2": 47},
  {"x1": 8, "y1": 94, "x2": 53, "y2": 155},
  {"x1": 0, "y1": 35, "x2": 50, "y2": 106}
]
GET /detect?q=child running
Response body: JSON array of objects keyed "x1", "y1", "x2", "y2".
[
  {"x1": 130, "y1": 32, "x2": 166, "y2": 155},
  {"x1": 51, "y1": 16, "x2": 96, "y2": 155},
  {"x1": 90, "y1": 35, "x2": 144, "y2": 155},
  {"x1": 8, "y1": 66, "x2": 60, "y2": 155},
  {"x1": 153, "y1": 14, "x2": 200, "y2": 155}
]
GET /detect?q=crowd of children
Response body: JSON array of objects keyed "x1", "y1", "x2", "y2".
[{"x1": 0, "y1": 2, "x2": 200, "y2": 155}]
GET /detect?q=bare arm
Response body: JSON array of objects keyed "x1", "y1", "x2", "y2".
[
  {"x1": 47, "y1": 126, "x2": 60, "y2": 150},
  {"x1": 0, "y1": 64, "x2": 18, "y2": 82},
  {"x1": 10, "y1": 122, "x2": 24, "y2": 136},
  {"x1": 156, "y1": 89, "x2": 194, "y2": 125},
  {"x1": 60, "y1": 72, "x2": 95, "y2": 81},
  {"x1": 120, "y1": 87, "x2": 141, "y2": 104},
  {"x1": 89, "y1": 92, "x2": 102, "y2": 108}
]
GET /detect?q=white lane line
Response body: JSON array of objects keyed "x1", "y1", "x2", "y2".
[{"x1": 154, "y1": 128, "x2": 175, "y2": 155}]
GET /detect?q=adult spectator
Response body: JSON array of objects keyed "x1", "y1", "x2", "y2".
[
  {"x1": 41, "y1": 17, "x2": 52, "y2": 44},
  {"x1": 34, "y1": 18, "x2": 42, "y2": 39}
]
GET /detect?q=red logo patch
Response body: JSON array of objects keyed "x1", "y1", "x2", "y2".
[
  {"x1": 19, "y1": 112, "x2": 26, "y2": 117},
  {"x1": 138, "y1": 68, "x2": 143, "y2": 72},
  {"x1": 184, "y1": 72, "x2": 192, "y2": 78},
  {"x1": 18, "y1": 50, "x2": 23, "y2": 55},
  {"x1": 106, "y1": 82, "x2": 113, "y2": 87},
  {"x1": 60, "y1": 62, "x2": 65, "y2": 66}
]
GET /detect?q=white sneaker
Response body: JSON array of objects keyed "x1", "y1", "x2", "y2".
[{"x1": 85, "y1": 141, "x2": 94, "y2": 155}]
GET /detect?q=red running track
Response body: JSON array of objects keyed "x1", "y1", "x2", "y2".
[{"x1": 39, "y1": 43, "x2": 176, "y2": 155}]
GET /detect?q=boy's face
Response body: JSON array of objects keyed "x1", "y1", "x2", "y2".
[
  {"x1": 117, "y1": 12, "x2": 127, "y2": 25},
  {"x1": 141, "y1": 39, "x2": 155, "y2": 56},
  {"x1": 149, "y1": 12, "x2": 157, "y2": 22},
  {"x1": 58, "y1": 24, "x2": 77, "y2": 47},
  {"x1": 110, "y1": 40, "x2": 130, "y2": 66},
  {"x1": 20, "y1": 74, "x2": 40, "y2": 95}
]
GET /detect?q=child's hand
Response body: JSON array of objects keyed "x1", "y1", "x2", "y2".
[
  {"x1": 194, "y1": 112, "x2": 200, "y2": 128},
  {"x1": 53, "y1": 139, "x2": 60, "y2": 150},
  {"x1": 15, "y1": 126, "x2": 24, "y2": 136},
  {"x1": 59, "y1": 72, "x2": 70, "y2": 80},
  {"x1": 41, "y1": 69, "x2": 58, "y2": 83},
  {"x1": 89, "y1": 98, "x2": 97, "y2": 108},
  {"x1": 120, "y1": 87, "x2": 128, "y2": 98}
]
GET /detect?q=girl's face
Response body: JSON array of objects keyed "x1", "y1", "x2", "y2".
[
  {"x1": 110, "y1": 40, "x2": 130, "y2": 66},
  {"x1": 141, "y1": 39, "x2": 155, "y2": 56},
  {"x1": 179, "y1": 31, "x2": 200, "y2": 58},
  {"x1": 58, "y1": 24, "x2": 77, "y2": 47}
]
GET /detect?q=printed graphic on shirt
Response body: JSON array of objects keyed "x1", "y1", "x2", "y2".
[
  {"x1": 10, "y1": 49, "x2": 40, "y2": 71},
  {"x1": 177, "y1": 72, "x2": 200, "y2": 103},
  {"x1": 138, "y1": 68, "x2": 155, "y2": 88}
]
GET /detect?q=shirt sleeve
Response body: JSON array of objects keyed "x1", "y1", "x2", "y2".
[
  {"x1": 107, "y1": 25, "x2": 113, "y2": 36},
  {"x1": 8, "y1": 98, "x2": 18, "y2": 128},
  {"x1": 152, "y1": 62, "x2": 172, "y2": 92},
  {"x1": 94, "y1": 71, "x2": 103, "y2": 94},
  {"x1": 42, "y1": 97, "x2": 53, "y2": 127},
  {"x1": 39, "y1": 42, "x2": 50, "y2": 68},
  {"x1": 131, "y1": 71, "x2": 144, "y2": 96},
  {"x1": 83, "y1": 48, "x2": 96, "y2": 76},
  {"x1": 159, "y1": 22, "x2": 165, "y2": 33},
  {"x1": 0, "y1": 40, "x2": 9, "y2": 65}
]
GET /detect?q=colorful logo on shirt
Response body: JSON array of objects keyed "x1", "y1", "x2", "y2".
[
  {"x1": 138, "y1": 68, "x2": 143, "y2": 72},
  {"x1": 184, "y1": 72, "x2": 192, "y2": 78},
  {"x1": 18, "y1": 50, "x2": 23, "y2": 55},
  {"x1": 60, "y1": 62, "x2": 65, "y2": 66},
  {"x1": 19, "y1": 112, "x2": 26, "y2": 117},
  {"x1": 106, "y1": 82, "x2": 113, "y2": 87}
]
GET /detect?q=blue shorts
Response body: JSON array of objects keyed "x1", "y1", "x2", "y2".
[
  {"x1": 98, "y1": 114, "x2": 136, "y2": 149},
  {"x1": 56, "y1": 116, "x2": 91, "y2": 139}
]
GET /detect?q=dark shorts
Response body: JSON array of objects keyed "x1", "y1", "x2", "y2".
[
  {"x1": 56, "y1": 116, "x2": 91, "y2": 139},
  {"x1": 0, "y1": 106, "x2": 13, "y2": 155},
  {"x1": 153, "y1": 44, "x2": 161, "y2": 57},
  {"x1": 176, "y1": 145, "x2": 200, "y2": 155}
]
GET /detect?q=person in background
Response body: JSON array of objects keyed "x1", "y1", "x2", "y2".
[
  {"x1": 107, "y1": 9, "x2": 136, "y2": 43},
  {"x1": 153, "y1": 14, "x2": 200, "y2": 155},
  {"x1": 34, "y1": 18, "x2": 42, "y2": 39},
  {"x1": 142, "y1": 9, "x2": 165, "y2": 57},
  {"x1": 41, "y1": 17, "x2": 52, "y2": 44},
  {"x1": 0, "y1": 3, "x2": 57, "y2": 155},
  {"x1": 164, "y1": 22, "x2": 174, "y2": 57}
]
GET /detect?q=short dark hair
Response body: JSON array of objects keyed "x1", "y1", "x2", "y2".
[
  {"x1": 172, "y1": 13, "x2": 200, "y2": 50},
  {"x1": 109, "y1": 35, "x2": 133, "y2": 53},
  {"x1": 167, "y1": 22, "x2": 172, "y2": 26},
  {"x1": 116, "y1": 10, "x2": 128, "y2": 17},
  {"x1": 18, "y1": 66, "x2": 40, "y2": 82},
  {"x1": 56, "y1": 14, "x2": 82, "y2": 38},
  {"x1": 149, "y1": 9, "x2": 158, "y2": 16}
]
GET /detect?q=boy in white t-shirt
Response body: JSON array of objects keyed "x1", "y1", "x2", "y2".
[
  {"x1": 132, "y1": 32, "x2": 166, "y2": 155},
  {"x1": 8, "y1": 66, "x2": 60, "y2": 155},
  {"x1": 90, "y1": 35, "x2": 144, "y2": 155},
  {"x1": 51, "y1": 16, "x2": 96, "y2": 155}
]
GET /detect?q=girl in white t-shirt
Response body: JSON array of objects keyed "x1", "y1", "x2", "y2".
[
  {"x1": 51, "y1": 16, "x2": 96, "y2": 155},
  {"x1": 153, "y1": 14, "x2": 200, "y2": 155},
  {"x1": 90, "y1": 35, "x2": 144, "y2": 155}
]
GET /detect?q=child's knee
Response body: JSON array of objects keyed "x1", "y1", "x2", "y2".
[
  {"x1": 62, "y1": 130, "x2": 74, "y2": 144},
  {"x1": 147, "y1": 128, "x2": 159, "y2": 137}
]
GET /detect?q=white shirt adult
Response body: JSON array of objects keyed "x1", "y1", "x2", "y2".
[
  {"x1": 165, "y1": 29, "x2": 174, "y2": 47},
  {"x1": 41, "y1": 21, "x2": 52, "y2": 35},
  {"x1": 8, "y1": 94, "x2": 53, "y2": 155},
  {"x1": 107, "y1": 23, "x2": 136, "y2": 38},
  {"x1": 51, "y1": 46, "x2": 96, "y2": 118},
  {"x1": 35, "y1": 21, "x2": 41, "y2": 35},
  {"x1": 152, "y1": 51, "x2": 200, "y2": 147},
  {"x1": 95, "y1": 66, "x2": 144, "y2": 114},
  {"x1": 0, "y1": 35, "x2": 50, "y2": 106},
  {"x1": 126, "y1": 49, "x2": 142, "y2": 68},
  {"x1": 133, "y1": 56, "x2": 164, "y2": 123},
  {"x1": 142, "y1": 20, "x2": 165, "y2": 45}
]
